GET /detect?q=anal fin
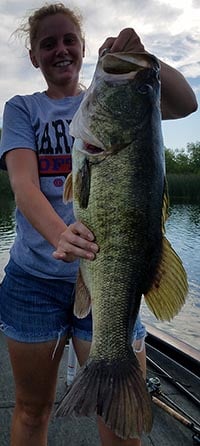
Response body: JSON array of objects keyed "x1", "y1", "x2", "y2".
[{"x1": 74, "y1": 269, "x2": 91, "y2": 318}]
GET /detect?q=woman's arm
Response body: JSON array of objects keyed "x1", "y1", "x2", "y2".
[
  {"x1": 5, "y1": 149, "x2": 98, "y2": 262},
  {"x1": 159, "y1": 60, "x2": 198, "y2": 119},
  {"x1": 99, "y1": 27, "x2": 198, "y2": 120}
]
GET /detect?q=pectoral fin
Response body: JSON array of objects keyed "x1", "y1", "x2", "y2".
[
  {"x1": 74, "y1": 269, "x2": 91, "y2": 318},
  {"x1": 144, "y1": 236, "x2": 188, "y2": 321},
  {"x1": 63, "y1": 172, "x2": 73, "y2": 203},
  {"x1": 74, "y1": 158, "x2": 91, "y2": 209}
]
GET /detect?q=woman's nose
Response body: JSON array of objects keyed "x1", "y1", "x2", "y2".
[{"x1": 55, "y1": 41, "x2": 68, "y2": 56}]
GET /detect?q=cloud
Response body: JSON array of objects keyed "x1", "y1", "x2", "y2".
[
  {"x1": 83, "y1": 0, "x2": 182, "y2": 43},
  {"x1": 192, "y1": 0, "x2": 200, "y2": 8},
  {"x1": 0, "y1": 0, "x2": 200, "y2": 119}
]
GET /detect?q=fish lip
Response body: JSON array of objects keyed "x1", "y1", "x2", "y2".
[
  {"x1": 100, "y1": 52, "x2": 160, "y2": 80},
  {"x1": 102, "y1": 71, "x2": 137, "y2": 84}
]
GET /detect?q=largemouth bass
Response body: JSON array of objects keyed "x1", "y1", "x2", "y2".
[{"x1": 56, "y1": 52, "x2": 188, "y2": 439}]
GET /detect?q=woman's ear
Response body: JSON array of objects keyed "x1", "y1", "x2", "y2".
[{"x1": 29, "y1": 50, "x2": 39, "y2": 68}]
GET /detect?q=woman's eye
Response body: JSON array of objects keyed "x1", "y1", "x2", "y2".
[
  {"x1": 45, "y1": 44, "x2": 54, "y2": 50},
  {"x1": 64, "y1": 37, "x2": 75, "y2": 45},
  {"x1": 40, "y1": 40, "x2": 55, "y2": 50}
]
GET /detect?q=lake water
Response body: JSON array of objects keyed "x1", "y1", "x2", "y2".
[
  {"x1": 141, "y1": 203, "x2": 200, "y2": 351},
  {"x1": 0, "y1": 199, "x2": 199, "y2": 351}
]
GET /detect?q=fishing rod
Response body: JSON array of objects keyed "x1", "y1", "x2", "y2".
[
  {"x1": 147, "y1": 377, "x2": 200, "y2": 444},
  {"x1": 158, "y1": 391, "x2": 200, "y2": 427},
  {"x1": 152, "y1": 396, "x2": 200, "y2": 444},
  {"x1": 147, "y1": 377, "x2": 200, "y2": 428},
  {"x1": 147, "y1": 354, "x2": 200, "y2": 407}
]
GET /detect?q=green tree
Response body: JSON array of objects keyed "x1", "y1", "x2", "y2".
[
  {"x1": 187, "y1": 141, "x2": 200, "y2": 174},
  {"x1": 165, "y1": 148, "x2": 177, "y2": 173},
  {"x1": 175, "y1": 151, "x2": 191, "y2": 174}
]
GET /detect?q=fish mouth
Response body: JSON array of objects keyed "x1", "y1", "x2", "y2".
[
  {"x1": 70, "y1": 52, "x2": 160, "y2": 157},
  {"x1": 101, "y1": 52, "x2": 159, "y2": 76}
]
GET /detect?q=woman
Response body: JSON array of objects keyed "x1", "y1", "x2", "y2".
[{"x1": 0, "y1": 3, "x2": 197, "y2": 446}]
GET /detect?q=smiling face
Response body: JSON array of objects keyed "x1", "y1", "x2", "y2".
[{"x1": 29, "y1": 13, "x2": 85, "y2": 97}]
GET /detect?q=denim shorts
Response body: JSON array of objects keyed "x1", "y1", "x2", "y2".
[
  {"x1": 0, "y1": 258, "x2": 92, "y2": 343},
  {"x1": 132, "y1": 314, "x2": 146, "y2": 342},
  {"x1": 0, "y1": 259, "x2": 146, "y2": 345}
]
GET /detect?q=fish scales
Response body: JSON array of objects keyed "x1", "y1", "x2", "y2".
[
  {"x1": 74, "y1": 144, "x2": 162, "y2": 360},
  {"x1": 56, "y1": 52, "x2": 188, "y2": 439}
]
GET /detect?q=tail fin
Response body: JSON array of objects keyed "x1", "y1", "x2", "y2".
[{"x1": 56, "y1": 355, "x2": 152, "y2": 440}]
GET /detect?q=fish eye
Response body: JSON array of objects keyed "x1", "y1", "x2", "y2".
[{"x1": 138, "y1": 84, "x2": 153, "y2": 94}]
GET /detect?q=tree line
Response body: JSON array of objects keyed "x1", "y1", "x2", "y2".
[
  {"x1": 1, "y1": 127, "x2": 200, "y2": 175},
  {"x1": 165, "y1": 142, "x2": 200, "y2": 174},
  {"x1": 0, "y1": 128, "x2": 200, "y2": 203}
]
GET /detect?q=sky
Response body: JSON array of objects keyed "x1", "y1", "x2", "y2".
[{"x1": 0, "y1": 0, "x2": 200, "y2": 152}]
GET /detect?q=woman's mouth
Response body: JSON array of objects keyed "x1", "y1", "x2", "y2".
[{"x1": 54, "y1": 60, "x2": 72, "y2": 68}]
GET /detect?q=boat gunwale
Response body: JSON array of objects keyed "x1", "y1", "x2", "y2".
[{"x1": 145, "y1": 323, "x2": 200, "y2": 378}]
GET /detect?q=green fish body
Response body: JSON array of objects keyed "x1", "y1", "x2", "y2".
[{"x1": 56, "y1": 53, "x2": 188, "y2": 439}]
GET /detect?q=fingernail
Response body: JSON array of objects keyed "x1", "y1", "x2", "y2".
[
  {"x1": 87, "y1": 252, "x2": 95, "y2": 260},
  {"x1": 91, "y1": 244, "x2": 98, "y2": 252},
  {"x1": 100, "y1": 47, "x2": 110, "y2": 57},
  {"x1": 87, "y1": 233, "x2": 94, "y2": 241}
]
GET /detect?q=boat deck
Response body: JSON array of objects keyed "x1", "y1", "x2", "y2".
[{"x1": 0, "y1": 330, "x2": 199, "y2": 445}]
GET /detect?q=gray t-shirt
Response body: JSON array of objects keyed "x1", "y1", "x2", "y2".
[{"x1": 0, "y1": 91, "x2": 85, "y2": 281}]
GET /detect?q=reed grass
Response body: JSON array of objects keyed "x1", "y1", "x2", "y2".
[
  {"x1": 0, "y1": 170, "x2": 200, "y2": 203},
  {"x1": 167, "y1": 174, "x2": 200, "y2": 204},
  {"x1": 0, "y1": 170, "x2": 13, "y2": 199}
]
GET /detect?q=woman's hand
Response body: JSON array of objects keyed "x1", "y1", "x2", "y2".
[
  {"x1": 52, "y1": 221, "x2": 99, "y2": 262},
  {"x1": 99, "y1": 28, "x2": 145, "y2": 55},
  {"x1": 99, "y1": 28, "x2": 197, "y2": 119}
]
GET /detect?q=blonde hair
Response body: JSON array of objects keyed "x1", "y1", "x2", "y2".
[{"x1": 16, "y1": 2, "x2": 84, "y2": 50}]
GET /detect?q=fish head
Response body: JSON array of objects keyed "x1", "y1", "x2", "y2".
[{"x1": 70, "y1": 52, "x2": 161, "y2": 157}]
